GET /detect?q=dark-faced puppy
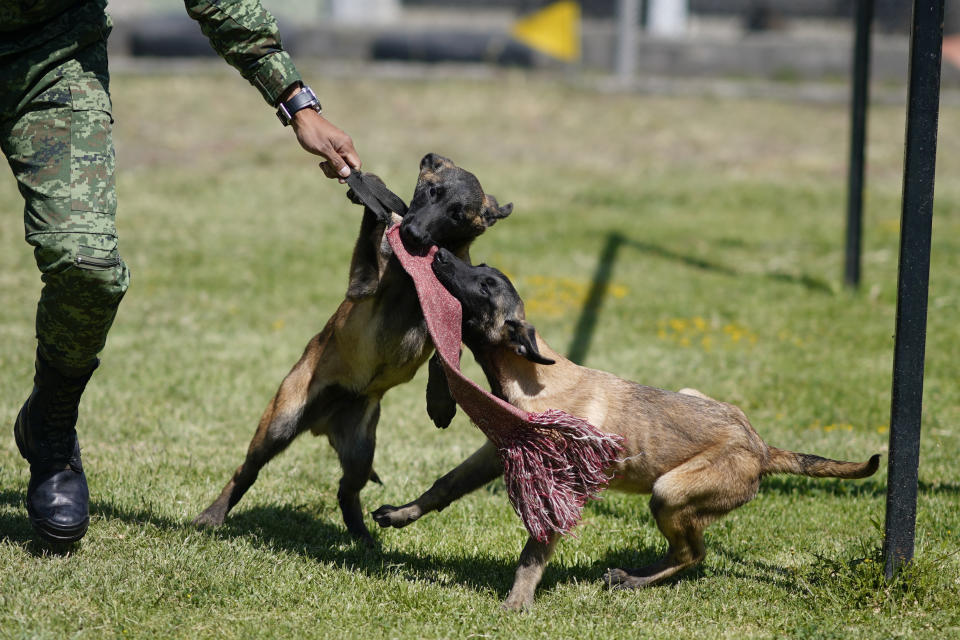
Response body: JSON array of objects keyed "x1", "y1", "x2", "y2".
[
  {"x1": 193, "y1": 154, "x2": 512, "y2": 544},
  {"x1": 401, "y1": 154, "x2": 512, "y2": 252},
  {"x1": 431, "y1": 248, "x2": 554, "y2": 368},
  {"x1": 374, "y1": 250, "x2": 880, "y2": 609}
]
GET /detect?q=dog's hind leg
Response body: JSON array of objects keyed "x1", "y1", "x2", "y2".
[
  {"x1": 503, "y1": 533, "x2": 559, "y2": 611},
  {"x1": 604, "y1": 448, "x2": 760, "y2": 589},
  {"x1": 193, "y1": 351, "x2": 320, "y2": 528},
  {"x1": 327, "y1": 395, "x2": 381, "y2": 545},
  {"x1": 371, "y1": 440, "x2": 502, "y2": 529},
  {"x1": 603, "y1": 504, "x2": 707, "y2": 590}
]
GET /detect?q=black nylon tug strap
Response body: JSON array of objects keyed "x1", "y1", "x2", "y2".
[{"x1": 345, "y1": 170, "x2": 408, "y2": 223}]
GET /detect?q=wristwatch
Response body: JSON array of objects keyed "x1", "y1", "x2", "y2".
[{"x1": 276, "y1": 84, "x2": 322, "y2": 126}]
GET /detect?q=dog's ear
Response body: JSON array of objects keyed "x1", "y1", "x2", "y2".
[
  {"x1": 505, "y1": 319, "x2": 555, "y2": 365},
  {"x1": 481, "y1": 195, "x2": 513, "y2": 227}
]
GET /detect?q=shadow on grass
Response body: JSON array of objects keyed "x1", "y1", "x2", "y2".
[
  {"x1": 760, "y1": 475, "x2": 960, "y2": 499},
  {"x1": 706, "y1": 547, "x2": 811, "y2": 594},
  {"x1": 759, "y1": 475, "x2": 887, "y2": 498},
  {"x1": 0, "y1": 487, "x2": 718, "y2": 598},
  {"x1": 566, "y1": 231, "x2": 833, "y2": 364},
  {"x1": 622, "y1": 235, "x2": 834, "y2": 294},
  {"x1": 539, "y1": 540, "x2": 814, "y2": 598},
  {"x1": 0, "y1": 489, "x2": 34, "y2": 545},
  {"x1": 0, "y1": 489, "x2": 82, "y2": 556},
  {"x1": 219, "y1": 505, "x2": 522, "y2": 594},
  {"x1": 122, "y1": 499, "x2": 819, "y2": 599},
  {"x1": 0, "y1": 487, "x2": 828, "y2": 600},
  {"x1": 11, "y1": 476, "x2": 954, "y2": 601}
]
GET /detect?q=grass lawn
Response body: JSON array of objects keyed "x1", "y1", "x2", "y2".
[{"x1": 1, "y1": 62, "x2": 959, "y2": 638}]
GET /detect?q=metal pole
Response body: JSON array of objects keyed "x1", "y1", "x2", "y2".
[
  {"x1": 616, "y1": 0, "x2": 640, "y2": 81},
  {"x1": 883, "y1": 0, "x2": 944, "y2": 581},
  {"x1": 845, "y1": 0, "x2": 874, "y2": 288}
]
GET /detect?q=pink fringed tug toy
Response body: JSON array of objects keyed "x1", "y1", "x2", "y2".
[{"x1": 385, "y1": 226, "x2": 623, "y2": 542}]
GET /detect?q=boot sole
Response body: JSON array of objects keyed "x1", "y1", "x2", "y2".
[{"x1": 28, "y1": 510, "x2": 89, "y2": 543}]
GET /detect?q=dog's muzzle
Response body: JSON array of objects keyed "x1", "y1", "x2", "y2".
[{"x1": 399, "y1": 220, "x2": 433, "y2": 252}]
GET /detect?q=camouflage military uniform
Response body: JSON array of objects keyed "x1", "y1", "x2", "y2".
[{"x1": 1, "y1": 0, "x2": 303, "y2": 376}]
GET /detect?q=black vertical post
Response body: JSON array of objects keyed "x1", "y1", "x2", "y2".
[
  {"x1": 883, "y1": 0, "x2": 944, "y2": 581},
  {"x1": 845, "y1": 0, "x2": 874, "y2": 288}
]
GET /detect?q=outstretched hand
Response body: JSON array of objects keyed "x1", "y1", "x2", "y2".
[{"x1": 289, "y1": 107, "x2": 361, "y2": 181}]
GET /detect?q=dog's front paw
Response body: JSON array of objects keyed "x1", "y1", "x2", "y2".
[
  {"x1": 603, "y1": 568, "x2": 629, "y2": 587},
  {"x1": 371, "y1": 504, "x2": 422, "y2": 529},
  {"x1": 192, "y1": 507, "x2": 226, "y2": 528},
  {"x1": 603, "y1": 567, "x2": 650, "y2": 591},
  {"x1": 502, "y1": 592, "x2": 534, "y2": 612}
]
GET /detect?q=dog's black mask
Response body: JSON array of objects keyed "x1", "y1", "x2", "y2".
[
  {"x1": 400, "y1": 153, "x2": 512, "y2": 253},
  {"x1": 432, "y1": 248, "x2": 553, "y2": 365}
]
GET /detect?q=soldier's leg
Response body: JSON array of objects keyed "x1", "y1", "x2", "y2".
[{"x1": 2, "y1": 40, "x2": 129, "y2": 543}]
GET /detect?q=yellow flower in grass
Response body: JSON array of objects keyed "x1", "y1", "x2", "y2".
[
  {"x1": 809, "y1": 421, "x2": 858, "y2": 432},
  {"x1": 658, "y1": 317, "x2": 757, "y2": 352},
  {"x1": 521, "y1": 274, "x2": 629, "y2": 318},
  {"x1": 822, "y1": 423, "x2": 854, "y2": 433},
  {"x1": 609, "y1": 283, "x2": 629, "y2": 299}
]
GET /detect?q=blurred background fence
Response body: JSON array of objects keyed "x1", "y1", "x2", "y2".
[{"x1": 106, "y1": 0, "x2": 960, "y2": 87}]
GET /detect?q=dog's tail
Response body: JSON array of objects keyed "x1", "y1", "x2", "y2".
[{"x1": 762, "y1": 448, "x2": 880, "y2": 479}]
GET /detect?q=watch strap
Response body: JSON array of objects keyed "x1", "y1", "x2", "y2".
[{"x1": 276, "y1": 85, "x2": 322, "y2": 126}]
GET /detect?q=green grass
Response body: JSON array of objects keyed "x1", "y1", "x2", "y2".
[{"x1": 1, "y1": 64, "x2": 959, "y2": 638}]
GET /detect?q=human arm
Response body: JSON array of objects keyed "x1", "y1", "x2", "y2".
[
  {"x1": 184, "y1": 0, "x2": 361, "y2": 176},
  {"x1": 276, "y1": 83, "x2": 361, "y2": 179}
]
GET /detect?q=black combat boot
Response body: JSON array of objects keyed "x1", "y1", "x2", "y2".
[{"x1": 14, "y1": 352, "x2": 97, "y2": 543}]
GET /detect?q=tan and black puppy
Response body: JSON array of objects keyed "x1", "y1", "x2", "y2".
[
  {"x1": 373, "y1": 248, "x2": 880, "y2": 609},
  {"x1": 193, "y1": 154, "x2": 512, "y2": 544}
]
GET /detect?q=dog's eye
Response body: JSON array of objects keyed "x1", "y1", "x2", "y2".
[
  {"x1": 479, "y1": 281, "x2": 490, "y2": 295},
  {"x1": 448, "y1": 203, "x2": 462, "y2": 220}
]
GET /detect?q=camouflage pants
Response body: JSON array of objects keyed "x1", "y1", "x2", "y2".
[{"x1": 1, "y1": 34, "x2": 129, "y2": 376}]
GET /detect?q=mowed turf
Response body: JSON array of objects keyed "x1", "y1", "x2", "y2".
[{"x1": 1, "y1": 63, "x2": 958, "y2": 639}]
